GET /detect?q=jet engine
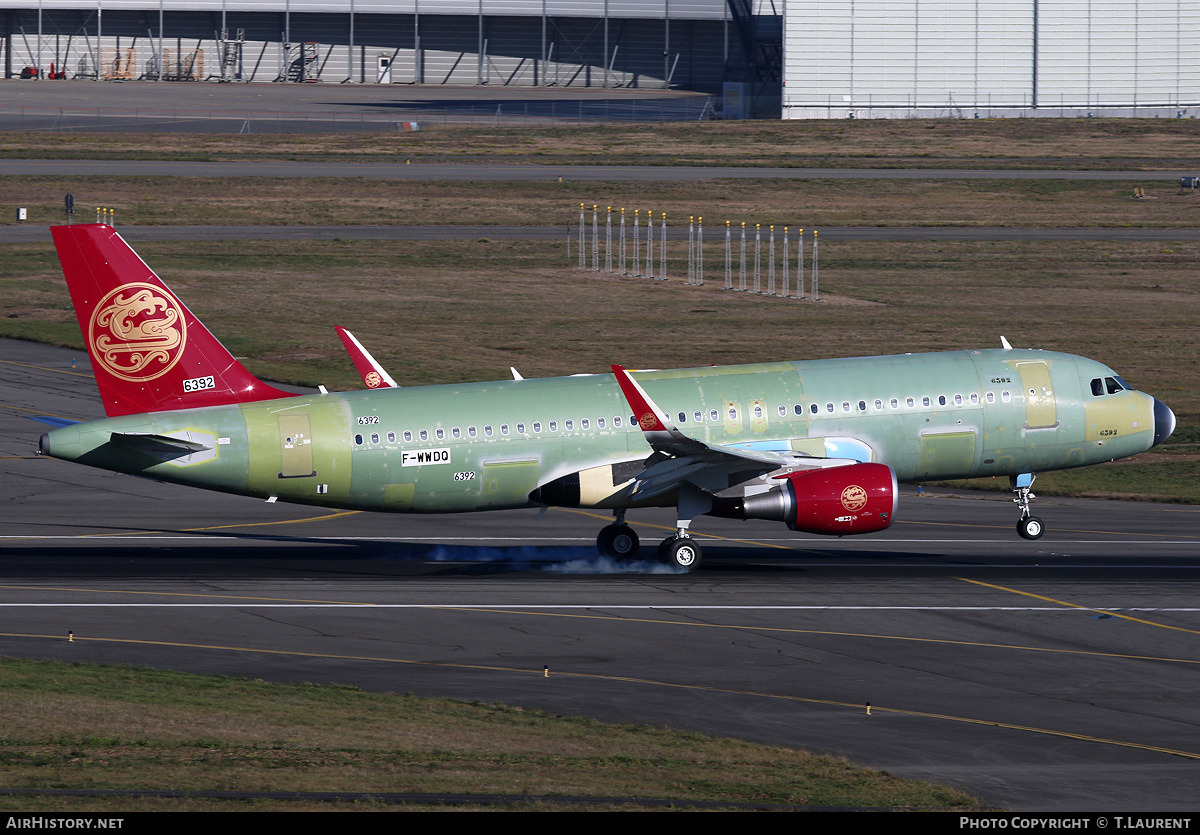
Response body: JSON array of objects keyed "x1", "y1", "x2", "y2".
[{"x1": 718, "y1": 462, "x2": 898, "y2": 535}]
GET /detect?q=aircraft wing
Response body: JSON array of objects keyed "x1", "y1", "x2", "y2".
[
  {"x1": 610, "y1": 364, "x2": 853, "y2": 499},
  {"x1": 335, "y1": 327, "x2": 398, "y2": 389}
]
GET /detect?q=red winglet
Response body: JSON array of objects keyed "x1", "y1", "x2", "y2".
[
  {"x1": 610, "y1": 364, "x2": 669, "y2": 432},
  {"x1": 52, "y1": 224, "x2": 296, "y2": 417},
  {"x1": 336, "y1": 326, "x2": 398, "y2": 389}
]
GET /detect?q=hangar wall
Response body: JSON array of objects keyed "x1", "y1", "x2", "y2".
[
  {"x1": 0, "y1": 1, "x2": 755, "y2": 91},
  {"x1": 783, "y1": 1, "x2": 1200, "y2": 118}
]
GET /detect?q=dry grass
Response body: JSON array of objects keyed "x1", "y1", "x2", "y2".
[
  {"x1": 4, "y1": 175, "x2": 1199, "y2": 229},
  {"x1": 0, "y1": 658, "x2": 986, "y2": 811},
  {"x1": 4, "y1": 119, "x2": 1200, "y2": 168}
]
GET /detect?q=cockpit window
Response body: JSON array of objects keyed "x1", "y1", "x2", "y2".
[
  {"x1": 1091, "y1": 378, "x2": 1105, "y2": 396},
  {"x1": 1105, "y1": 376, "x2": 1124, "y2": 395}
]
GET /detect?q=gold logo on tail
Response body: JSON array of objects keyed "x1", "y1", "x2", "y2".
[
  {"x1": 88, "y1": 282, "x2": 187, "y2": 382},
  {"x1": 364, "y1": 371, "x2": 383, "y2": 388}
]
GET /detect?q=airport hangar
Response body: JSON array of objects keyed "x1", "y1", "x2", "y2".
[{"x1": 0, "y1": 1, "x2": 1198, "y2": 120}]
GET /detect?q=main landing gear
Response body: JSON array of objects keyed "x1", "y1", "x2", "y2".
[
  {"x1": 596, "y1": 513, "x2": 640, "y2": 560},
  {"x1": 595, "y1": 493, "x2": 707, "y2": 571},
  {"x1": 1011, "y1": 473, "x2": 1045, "y2": 540}
]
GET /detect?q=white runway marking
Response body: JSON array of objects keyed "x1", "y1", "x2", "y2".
[
  {"x1": 2, "y1": 536, "x2": 1196, "y2": 545},
  {"x1": 1, "y1": 603, "x2": 1198, "y2": 612}
]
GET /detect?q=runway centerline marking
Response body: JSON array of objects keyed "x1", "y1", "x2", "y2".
[
  {"x1": 76, "y1": 510, "x2": 363, "y2": 538},
  {"x1": 0, "y1": 359, "x2": 94, "y2": 379},
  {"x1": 0, "y1": 584, "x2": 373, "y2": 606},
  {"x1": 1, "y1": 629, "x2": 1195, "y2": 761},
  {"x1": 958, "y1": 578, "x2": 1200, "y2": 637},
  {"x1": 410, "y1": 606, "x2": 1200, "y2": 666}
]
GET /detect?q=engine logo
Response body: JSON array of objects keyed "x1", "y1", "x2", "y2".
[
  {"x1": 88, "y1": 282, "x2": 187, "y2": 382},
  {"x1": 840, "y1": 484, "x2": 868, "y2": 512},
  {"x1": 364, "y1": 371, "x2": 383, "y2": 388}
]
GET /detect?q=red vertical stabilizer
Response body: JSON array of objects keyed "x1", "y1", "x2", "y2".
[{"x1": 51, "y1": 224, "x2": 297, "y2": 417}]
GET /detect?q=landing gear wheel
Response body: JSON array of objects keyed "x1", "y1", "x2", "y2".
[
  {"x1": 1017, "y1": 516, "x2": 1045, "y2": 540},
  {"x1": 597, "y1": 525, "x2": 640, "y2": 560},
  {"x1": 660, "y1": 536, "x2": 702, "y2": 571}
]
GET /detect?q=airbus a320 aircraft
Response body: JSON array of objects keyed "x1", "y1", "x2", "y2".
[{"x1": 37, "y1": 224, "x2": 1176, "y2": 571}]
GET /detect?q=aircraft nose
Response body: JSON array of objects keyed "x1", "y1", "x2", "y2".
[{"x1": 1152, "y1": 398, "x2": 1176, "y2": 447}]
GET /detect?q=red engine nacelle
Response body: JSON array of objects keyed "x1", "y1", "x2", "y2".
[{"x1": 736, "y1": 462, "x2": 898, "y2": 536}]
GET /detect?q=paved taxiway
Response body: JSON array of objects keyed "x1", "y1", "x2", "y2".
[{"x1": 3, "y1": 338, "x2": 1199, "y2": 811}]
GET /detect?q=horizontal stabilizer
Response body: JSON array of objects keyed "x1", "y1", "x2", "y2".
[{"x1": 25, "y1": 415, "x2": 81, "y2": 428}]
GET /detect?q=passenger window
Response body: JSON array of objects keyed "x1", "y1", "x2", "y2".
[
  {"x1": 354, "y1": 434, "x2": 363, "y2": 445},
  {"x1": 842, "y1": 401, "x2": 850, "y2": 412},
  {"x1": 694, "y1": 411, "x2": 703, "y2": 423},
  {"x1": 906, "y1": 397, "x2": 914, "y2": 408},
  {"x1": 986, "y1": 392, "x2": 994, "y2": 404},
  {"x1": 614, "y1": 416, "x2": 623, "y2": 427},
  {"x1": 709, "y1": 409, "x2": 719, "y2": 422},
  {"x1": 890, "y1": 398, "x2": 899, "y2": 409},
  {"x1": 452, "y1": 427, "x2": 461, "y2": 439},
  {"x1": 954, "y1": 394, "x2": 962, "y2": 406},
  {"x1": 937, "y1": 395, "x2": 947, "y2": 406},
  {"x1": 548, "y1": 421, "x2": 557, "y2": 432},
  {"x1": 420, "y1": 429, "x2": 429, "y2": 441},
  {"x1": 580, "y1": 419, "x2": 589, "y2": 430},
  {"x1": 753, "y1": 405, "x2": 763, "y2": 419},
  {"x1": 810, "y1": 403, "x2": 818, "y2": 414},
  {"x1": 484, "y1": 425, "x2": 492, "y2": 436},
  {"x1": 826, "y1": 402, "x2": 834, "y2": 413},
  {"x1": 678, "y1": 412, "x2": 687, "y2": 423},
  {"x1": 387, "y1": 432, "x2": 396, "y2": 443},
  {"x1": 858, "y1": 400, "x2": 867, "y2": 412},
  {"x1": 778, "y1": 405, "x2": 787, "y2": 417},
  {"x1": 874, "y1": 399, "x2": 882, "y2": 410},
  {"x1": 436, "y1": 428, "x2": 445, "y2": 440},
  {"x1": 533, "y1": 422, "x2": 542, "y2": 433},
  {"x1": 1002, "y1": 391, "x2": 1011, "y2": 403},
  {"x1": 468, "y1": 426, "x2": 477, "y2": 437},
  {"x1": 566, "y1": 419, "x2": 574, "y2": 431},
  {"x1": 597, "y1": 417, "x2": 605, "y2": 428},
  {"x1": 501, "y1": 424, "x2": 509, "y2": 435},
  {"x1": 517, "y1": 423, "x2": 526, "y2": 434},
  {"x1": 403, "y1": 430, "x2": 412, "y2": 442},
  {"x1": 370, "y1": 433, "x2": 379, "y2": 444},
  {"x1": 795, "y1": 404, "x2": 804, "y2": 416},
  {"x1": 969, "y1": 393, "x2": 978, "y2": 405},
  {"x1": 922, "y1": 396, "x2": 931, "y2": 407}
]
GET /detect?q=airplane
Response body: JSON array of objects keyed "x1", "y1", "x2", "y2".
[{"x1": 37, "y1": 223, "x2": 1176, "y2": 571}]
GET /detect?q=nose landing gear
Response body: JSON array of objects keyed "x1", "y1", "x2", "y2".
[{"x1": 1012, "y1": 473, "x2": 1045, "y2": 540}]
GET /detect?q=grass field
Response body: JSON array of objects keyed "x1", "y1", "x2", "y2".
[
  {"x1": 5, "y1": 174, "x2": 1200, "y2": 229},
  {"x1": 0, "y1": 657, "x2": 986, "y2": 812},
  {"x1": 3, "y1": 118, "x2": 1200, "y2": 169}
]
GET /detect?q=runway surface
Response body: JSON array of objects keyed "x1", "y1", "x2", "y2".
[{"x1": 3, "y1": 337, "x2": 1199, "y2": 811}]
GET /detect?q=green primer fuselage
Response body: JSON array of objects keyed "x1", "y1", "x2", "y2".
[{"x1": 42, "y1": 348, "x2": 1158, "y2": 514}]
